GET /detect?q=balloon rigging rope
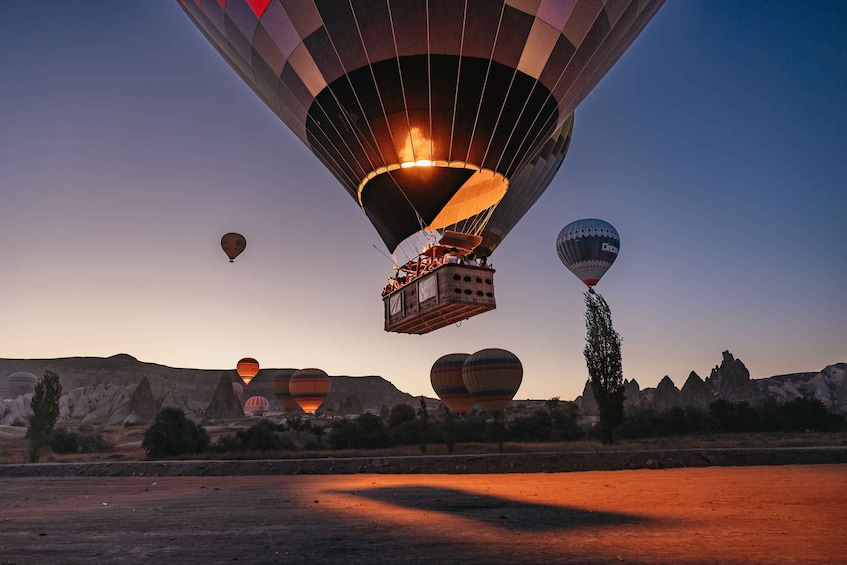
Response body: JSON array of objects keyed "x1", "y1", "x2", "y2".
[{"x1": 462, "y1": 1, "x2": 506, "y2": 166}]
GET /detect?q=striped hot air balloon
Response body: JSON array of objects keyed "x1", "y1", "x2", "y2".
[
  {"x1": 430, "y1": 353, "x2": 475, "y2": 415},
  {"x1": 244, "y1": 395, "x2": 269, "y2": 415},
  {"x1": 289, "y1": 368, "x2": 331, "y2": 415},
  {"x1": 271, "y1": 369, "x2": 301, "y2": 414},
  {"x1": 556, "y1": 219, "x2": 620, "y2": 288},
  {"x1": 178, "y1": 0, "x2": 663, "y2": 258},
  {"x1": 462, "y1": 349, "x2": 523, "y2": 413},
  {"x1": 236, "y1": 357, "x2": 260, "y2": 386}
]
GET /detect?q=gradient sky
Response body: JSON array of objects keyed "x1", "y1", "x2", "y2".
[{"x1": 1, "y1": 1, "x2": 845, "y2": 401}]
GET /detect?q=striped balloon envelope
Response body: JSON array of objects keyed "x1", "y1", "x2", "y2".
[
  {"x1": 177, "y1": 0, "x2": 663, "y2": 257},
  {"x1": 430, "y1": 353, "x2": 475, "y2": 415},
  {"x1": 236, "y1": 357, "x2": 260, "y2": 386},
  {"x1": 556, "y1": 218, "x2": 620, "y2": 288},
  {"x1": 462, "y1": 349, "x2": 523, "y2": 413},
  {"x1": 244, "y1": 395, "x2": 269, "y2": 414},
  {"x1": 289, "y1": 368, "x2": 331, "y2": 415},
  {"x1": 271, "y1": 369, "x2": 301, "y2": 414}
]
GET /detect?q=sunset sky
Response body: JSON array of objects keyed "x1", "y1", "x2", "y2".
[{"x1": 1, "y1": 1, "x2": 844, "y2": 401}]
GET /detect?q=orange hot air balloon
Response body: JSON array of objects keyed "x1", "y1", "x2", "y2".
[
  {"x1": 462, "y1": 349, "x2": 523, "y2": 413},
  {"x1": 221, "y1": 232, "x2": 246, "y2": 262},
  {"x1": 236, "y1": 357, "x2": 260, "y2": 386},
  {"x1": 244, "y1": 395, "x2": 269, "y2": 415},
  {"x1": 271, "y1": 370, "x2": 301, "y2": 414},
  {"x1": 289, "y1": 368, "x2": 331, "y2": 415},
  {"x1": 430, "y1": 353, "x2": 475, "y2": 415}
]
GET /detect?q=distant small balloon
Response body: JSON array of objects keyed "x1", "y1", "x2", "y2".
[
  {"x1": 232, "y1": 382, "x2": 243, "y2": 399},
  {"x1": 244, "y1": 395, "x2": 269, "y2": 415},
  {"x1": 556, "y1": 219, "x2": 620, "y2": 288},
  {"x1": 236, "y1": 358, "x2": 259, "y2": 386},
  {"x1": 221, "y1": 232, "x2": 246, "y2": 262}
]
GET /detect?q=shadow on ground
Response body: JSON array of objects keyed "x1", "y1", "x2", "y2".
[{"x1": 334, "y1": 485, "x2": 650, "y2": 532}]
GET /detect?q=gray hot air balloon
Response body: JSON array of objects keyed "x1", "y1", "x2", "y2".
[{"x1": 556, "y1": 218, "x2": 620, "y2": 289}]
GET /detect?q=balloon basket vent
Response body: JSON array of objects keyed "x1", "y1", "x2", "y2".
[{"x1": 383, "y1": 264, "x2": 496, "y2": 335}]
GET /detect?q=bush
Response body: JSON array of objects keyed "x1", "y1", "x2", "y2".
[
  {"x1": 143, "y1": 408, "x2": 210, "y2": 459},
  {"x1": 48, "y1": 427, "x2": 114, "y2": 454},
  {"x1": 48, "y1": 427, "x2": 80, "y2": 454},
  {"x1": 235, "y1": 419, "x2": 295, "y2": 451},
  {"x1": 327, "y1": 413, "x2": 392, "y2": 450}
]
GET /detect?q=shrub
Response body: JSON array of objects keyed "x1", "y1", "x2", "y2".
[
  {"x1": 48, "y1": 427, "x2": 80, "y2": 454},
  {"x1": 142, "y1": 408, "x2": 210, "y2": 459},
  {"x1": 48, "y1": 427, "x2": 114, "y2": 454},
  {"x1": 235, "y1": 419, "x2": 295, "y2": 451}
]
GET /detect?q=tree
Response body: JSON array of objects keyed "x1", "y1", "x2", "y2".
[
  {"x1": 417, "y1": 397, "x2": 430, "y2": 453},
  {"x1": 27, "y1": 370, "x2": 63, "y2": 462},
  {"x1": 142, "y1": 408, "x2": 210, "y2": 459},
  {"x1": 583, "y1": 292, "x2": 625, "y2": 444},
  {"x1": 441, "y1": 406, "x2": 456, "y2": 453},
  {"x1": 388, "y1": 403, "x2": 417, "y2": 428}
]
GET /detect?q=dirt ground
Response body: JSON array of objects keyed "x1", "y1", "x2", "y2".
[{"x1": 1, "y1": 465, "x2": 844, "y2": 564}]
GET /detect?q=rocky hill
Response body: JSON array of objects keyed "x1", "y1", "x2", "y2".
[
  {"x1": 0, "y1": 354, "x2": 436, "y2": 426},
  {"x1": 577, "y1": 351, "x2": 846, "y2": 415}
]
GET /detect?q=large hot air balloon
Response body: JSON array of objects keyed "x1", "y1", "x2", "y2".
[
  {"x1": 236, "y1": 357, "x2": 260, "y2": 386},
  {"x1": 430, "y1": 353, "x2": 475, "y2": 415},
  {"x1": 271, "y1": 369, "x2": 301, "y2": 414},
  {"x1": 462, "y1": 348, "x2": 523, "y2": 413},
  {"x1": 244, "y1": 395, "x2": 270, "y2": 415},
  {"x1": 221, "y1": 232, "x2": 246, "y2": 262},
  {"x1": 178, "y1": 0, "x2": 663, "y2": 258},
  {"x1": 289, "y1": 368, "x2": 331, "y2": 415},
  {"x1": 556, "y1": 219, "x2": 620, "y2": 289}
]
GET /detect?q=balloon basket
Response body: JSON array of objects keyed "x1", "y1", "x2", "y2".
[{"x1": 383, "y1": 264, "x2": 496, "y2": 334}]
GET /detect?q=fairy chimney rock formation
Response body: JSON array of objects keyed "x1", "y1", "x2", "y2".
[{"x1": 205, "y1": 372, "x2": 245, "y2": 421}]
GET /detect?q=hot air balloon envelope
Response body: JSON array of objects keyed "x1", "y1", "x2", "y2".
[
  {"x1": 289, "y1": 368, "x2": 331, "y2": 415},
  {"x1": 556, "y1": 219, "x2": 620, "y2": 287},
  {"x1": 221, "y1": 233, "x2": 246, "y2": 262},
  {"x1": 271, "y1": 370, "x2": 301, "y2": 414},
  {"x1": 244, "y1": 395, "x2": 269, "y2": 415},
  {"x1": 431, "y1": 353, "x2": 475, "y2": 415},
  {"x1": 178, "y1": 0, "x2": 663, "y2": 255},
  {"x1": 462, "y1": 348, "x2": 522, "y2": 413},
  {"x1": 236, "y1": 357, "x2": 260, "y2": 386}
]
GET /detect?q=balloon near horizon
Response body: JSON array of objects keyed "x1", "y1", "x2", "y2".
[
  {"x1": 462, "y1": 348, "x2": 523, "y2": 413},
  {"x1": 556, "y1": 219, "x2": 620, "y2": 289},
  {"x1": 220, "y1": 232, "x2": 246, "y2": 263},
  {"x1": 244, "y1": 395, "x2": 269, "y2": 415},
  {"x1": 271, "y1": 370, "x2": 301, "y2": 414},
  {"x1": 236, "y1": 358, "x2": 260, "y2": 386},
  {"x1": 430, "y1": 353, "x2": 475, "y2": 415},
  {"x1": 289, "y1": 368, "x2": 331, "y2": 415},
  {"x1": 178, "y1": 0, "x2": 662, "y2": 270}
]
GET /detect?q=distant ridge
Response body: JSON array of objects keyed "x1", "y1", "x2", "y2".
[{"x1": 0, "y1": 354, "x2": 437, "y2": 419}]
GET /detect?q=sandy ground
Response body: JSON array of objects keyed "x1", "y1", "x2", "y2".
[{"x1": 1, "y1": 465, "x2": 844, "y2": 564}]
